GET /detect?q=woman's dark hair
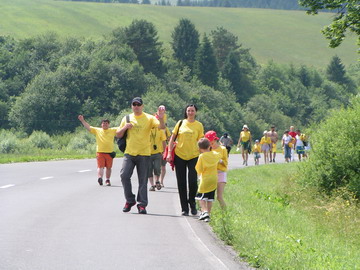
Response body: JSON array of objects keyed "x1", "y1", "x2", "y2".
[{"x1": 184, "y1": 104, "x2": 198, "y2": 119}]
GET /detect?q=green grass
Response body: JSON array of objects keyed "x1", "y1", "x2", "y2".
[
  {"x1": 211, "y1": 163, "x2": 360, "y2": 269},
  {"x1": 0, "y1": 0, "x2": 357, "y2": 67}
]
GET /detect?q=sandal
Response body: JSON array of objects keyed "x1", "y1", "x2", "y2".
[
  {"x1": 155, "y1": 181, "x2": 162, "y2": 190},
  {"x1": 149, "y1": 186, "x2": 156, "y2": 191}
]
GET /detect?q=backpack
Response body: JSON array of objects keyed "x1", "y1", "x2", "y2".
[{"x1": 117, "y1": 115, "x2": 130, "y2": 153}]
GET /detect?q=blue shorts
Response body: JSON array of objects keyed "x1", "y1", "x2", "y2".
[{"x1": 296, "y1": 146, "x2": 305, "y2": 154}]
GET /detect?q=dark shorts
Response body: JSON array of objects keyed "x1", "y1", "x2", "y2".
[
  {"x1": 195, "y1": 190, "x2": 216, "y2": 201},
  {"x1": 241, "y1": 141, "x2": 250, "y2": 151},
  {"x1": 296, "y1": 146, "x2": 305, "y2": 154}
]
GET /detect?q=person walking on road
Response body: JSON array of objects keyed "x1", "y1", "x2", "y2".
[
  {"x1": 166, "y1": 104, "x2": 204, "y2": 216},
  {"x1": 160, "y1": 126, "x2": 171, "y2": 188},
  {"x1": 204, "y1": 130, "x2": 228, "y2": 209},
  {"x1": 237, "y1": 125, "x2": 252, "y2": 166},
  {"x1": 267, "y1": 125, "x2": 278, "y2": 163},
  {"x1": 195, "y1": 138, "x2": 221, "y2": 222},
  {"x1": 117, "y1": 97, "x2": 165, "y2": 214},
  {"x1": 260, "y1": 131, "x2": 271, "y2": 164},
  {"x1": 78, "y1": 115, "x2": 117, "y2": 186},
  {"x1": 219, "y1": 132, "x2": 233, "y2": 156},
  {"x1": 282, "y1": 130, "x2": 292, "y2": 163},
  {"x1": 148, "y1": 126, "x2": 167, "y2": 191}
]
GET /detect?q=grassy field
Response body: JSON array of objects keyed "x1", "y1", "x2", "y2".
[
  {"x1": 0, "y1": 0, "x2": 357, "y2": 67},
  {"x1": 211, "y1": 163, "x2": 360, "y2": 269}
]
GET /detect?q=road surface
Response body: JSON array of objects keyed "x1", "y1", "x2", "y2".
[{"x1": 0, "y1": 154, "x2": 285, "y2": 269}]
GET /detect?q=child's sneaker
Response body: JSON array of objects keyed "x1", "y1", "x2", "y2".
[{"x1": 199, "y1": 211, "x2": 209, "y2": 221}]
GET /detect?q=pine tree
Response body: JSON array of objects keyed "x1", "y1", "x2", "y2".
[
  {"x1": 326, "y1": 55, "x2": 348, "y2": 85},
  {"x1": 171, "y1": 18, "x2": 200, "y2": 70},
  {"x1": 194, "y1": 34, "x2": 218, "y2": 88}
]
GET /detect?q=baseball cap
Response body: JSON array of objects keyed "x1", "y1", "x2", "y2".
[
  {"x1": 204, "y1": 130, "x2": 219, "y2": 142},
  {"x1": 131, "y1": 97, "x2": 143, "y2": 105}
]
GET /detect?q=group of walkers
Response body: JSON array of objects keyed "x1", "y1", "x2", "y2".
[
  {"x1": 78, "y1": 98, "x2": 228, "y2": 222},
  {"x1": 78, "y1": 97, "x2": 308, "y2": 222},
  {"x1": 233, "y1": 124, "x2": 308, "y2": 165}
]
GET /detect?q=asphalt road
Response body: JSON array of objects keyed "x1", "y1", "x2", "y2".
[{"x1": 0, "y1": 153, "x2": 286, "y2": 270}]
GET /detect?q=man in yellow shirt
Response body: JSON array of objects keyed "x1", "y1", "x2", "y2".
[
  {"x1": 116, "y1": 97, "x2": 165, "y2": 214},
  {"x1": 237, "y1": 124, "x2": 252, "y2": 166},
  {"x1": 78, "y1": 115, "x2": 117, "y2": 186}
]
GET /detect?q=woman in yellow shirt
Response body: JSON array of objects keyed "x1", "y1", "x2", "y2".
[
  {"x1": 166, "y1": 104, "x2": 204, "y2": 216},
  {"x1": 260, "y1": 131, "x2": 271, "y2": 164},
  {"x1": 237, "y1": 124, "x2": 252, "y2": 166}
]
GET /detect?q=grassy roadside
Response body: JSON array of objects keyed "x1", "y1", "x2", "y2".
[{"x1": 211, "y1": 163, "x2": 360, "y2": 269}]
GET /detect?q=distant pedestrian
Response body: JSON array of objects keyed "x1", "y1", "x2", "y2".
[
  {"x1": 219, "y1": 132, "x2": 233, "y2": 156},
  {"x1": 148, "y1": 126, "x2": 167, "y2": 191},
  {"x1": 294, "y1": 129, "x2": 306, "y2": 161},
  {"x1": 166, "y1": 104, "x2": 204, "y2": 216},
  {"x1": 78, "y1": 115, "x2": 117, "y2": 186},
  {"x1": 282, "y1": 130, "x2": 292, "y2": 163},
  {"x1": 289, "y1": 126, "x2": 297, "y2": 161},
  {"x1": 204, "y1": 130, "x2": 228, "y2": 209},
  {"x1": 252, "y1": 139, "x2": 261, "y2": 165},
  {"x1": 260, "y1": 131, "x2": 271, "y2": 164},
  {"x1": 195, "y1": 138, "x2": 221, "y2": 222},
  {"x1": 267, "y1": 125, "x2": 278, "y2": 163},
  {"x1": 117, "y1": 97, "x2": 165, "y2": 214},
  {"x1": 160, "y1": 126, "x2": 171, "y2": 188},
  {"x1": 237, "y1": 125, "x2": 252, "y2": 166}
]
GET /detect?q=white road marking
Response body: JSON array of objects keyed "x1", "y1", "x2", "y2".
[
  {"x1": 40, "y1": 176, "x2": 54, "y2": 180},
  {"x1": 184, "y1": 217, "x2": 229, "y2": 269},
  {"x1": 0, "y1": 184, "x2": 15, "y2": 189},
  {"x1": 78, "y1": 170, "x2": 92, "y2": 173}
]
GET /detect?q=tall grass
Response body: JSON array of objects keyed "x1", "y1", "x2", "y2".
[
  {"x1": 0, "y1": 0, "x2": 357, "y2": 67},
  {"x1": 211, "y1": 163, "x2": 360, "y2": 269}
]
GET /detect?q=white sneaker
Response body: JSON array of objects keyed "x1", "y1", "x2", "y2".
[{"x1": 199, "y1": 211, "x2": 209, "y2": 220}]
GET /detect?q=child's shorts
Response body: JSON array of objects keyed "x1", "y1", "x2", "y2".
[
  {"x1": 217, "y1": 171, "x2": 227, "y2": 183},
  {"x1": 97, "y1": 152, "x2": 113, "y2": 168},
  {"x1": 254, "y1": 152, "x2": 261, "y2": 159},
  {"x1": 296, "y1": 146, "x2": 305, "y2": 154},
  {"x1": 195, "y1": 190, "x2": 216, "y2": 201}
]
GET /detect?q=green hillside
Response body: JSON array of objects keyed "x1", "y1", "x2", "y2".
[{"x1": 0, "y1": 0, "x2": 357, "y2": 67}]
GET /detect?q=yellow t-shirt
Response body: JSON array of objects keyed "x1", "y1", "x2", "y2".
[
  {"x1": 150, "y1": 128, "x2": 167, "y2": 154},
  {"x1": 195, "y1": 151, "x2": 221, "y2": 193},
  {"x1": 212, "y1": 145, "x2": 228, "y2": 172},
  {"x1": 260, "y1": 136, "x2": 271, "y2": 145},
  {"x1": 90, "y1": 127, "x2": 117, "y2": 153},
  {"x1": 253, "y1": 144, "x2": 261, "y2": 153},
  {"x1": 165, "y1": 126, "x2": 171, "y2": 139},
  {"x1": 240, "y1": 130, "x2": 251, "y2": 142},
  {"x1": 173, "y1": 120, "x2": 204, "y2": 160},
  {"x1": 119, "y1": 112, "x2": 159, "y2": 156}
]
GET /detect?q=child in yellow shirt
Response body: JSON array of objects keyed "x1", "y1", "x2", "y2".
[
  {"x1": 195, "y1": 138, "x2": 221, "y2": 222},
  {"x1": 252, "y1": 139, "x2": 261, "y2": 165}
]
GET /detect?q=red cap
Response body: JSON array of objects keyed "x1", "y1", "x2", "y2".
[{"x1": 204, "y1": 130, "x2": 219, "y2": 142}]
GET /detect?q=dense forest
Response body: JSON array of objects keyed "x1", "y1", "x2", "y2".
[{"x1": 0, "y1": 19, "x2": 358, "y2": 141}]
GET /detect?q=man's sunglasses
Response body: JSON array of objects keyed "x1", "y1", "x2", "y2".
[{"x1": 132, "y1": 103, "x2": 142, "y2": 106}]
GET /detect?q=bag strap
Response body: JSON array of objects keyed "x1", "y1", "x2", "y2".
[{"x1": 173, "y1": 120, "x2": 183, "y2": 142}]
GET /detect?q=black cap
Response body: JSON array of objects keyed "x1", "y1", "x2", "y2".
[{"x1": 132, "y1": 97, "x2": 143, "y2": 105}]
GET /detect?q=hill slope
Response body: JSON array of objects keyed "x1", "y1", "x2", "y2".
[{"x1": 0, "y1": 0, "x2": 357, "y2": 67}]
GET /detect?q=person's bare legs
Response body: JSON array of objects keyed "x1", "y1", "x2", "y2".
[{"x1": 217, "y1": 182, "x2": 226, "y2": 208}]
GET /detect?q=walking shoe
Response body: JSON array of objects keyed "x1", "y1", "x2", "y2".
[
  {"x1": 273, "y1": 159, "x2": 275, "y2": 163},
  {"x1": 190, "y1": 203, "x2": 197, "y2": 215},
  {"x1": 155, "y1": 181, "x2": 162, "y2": 190},
  {"x1": 137, "y1": 204, "x2": 147, "y2": 214},
  {"x1": 149, "y1": 186, "x2": 156, "y2": 191},
  {"x1": 199, "y1": 211, "x2": 209, "y2": 221},
  {"x1": 204, "y1": 216, "x2": 211, "y2": 222},
  {"x1": 243, "y1": 160, "x2": 245, "y2": 165},
  {"x1": 98, "y1": 178, "x2": 103, "y2": 186},
  {"x1": 181, "y1": 211, "x2": 189, "y2": 216},
  {"x1": 105, "y1": 180, "x2": 111, "y2": 186},
  {"x1": 122, "y1": 202, "x2": 136, "y2": 212}
]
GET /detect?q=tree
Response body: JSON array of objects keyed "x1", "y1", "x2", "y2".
[
  {"x1": 326, "y1": 55, "x2": 348, "y2": 84},
  {"x1": 299, "y1": 0, "x2": 360, "y2": 50},
  {"x1": 142, "y1": 0, "x2": 151, "y2": 4},
  {"x1": 194, "y1": 34, "x2": 218, "y2": 88},
  {"x1": 171, "y1": 19, "x2": 200, "y2": 69},
  {"x1": 114, "y1": 20, "x2": 164, "y2": 76},
  {"x1": 210, "y1": 27, "x2": 240, "y2": 72}
]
